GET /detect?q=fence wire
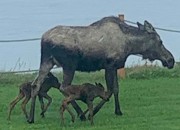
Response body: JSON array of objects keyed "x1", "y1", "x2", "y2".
[
  {"x1": 0, "y1": 67, "x2": 59, "y2": 74},
  {"x1": 0, "y1": 69, "x2": 39, "y2": 74}
]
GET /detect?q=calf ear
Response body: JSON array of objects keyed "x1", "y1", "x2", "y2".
[
  {"x1": 98, "y1": 83, "x2": 104, "y2": 89},
  {"x1": 95, "y1": 82, "x2": 98, "y2": 86}
]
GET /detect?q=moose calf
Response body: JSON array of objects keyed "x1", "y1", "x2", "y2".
[
  {"x1": 8, "y1": 72, "x2": 60, "y2": 120},
  {"x1": 60, "y1": 82, "x2": 109, "y2": 125}
]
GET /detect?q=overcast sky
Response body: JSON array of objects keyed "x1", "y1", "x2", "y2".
[{"x1": 0, "y1": 0, "x2": 179, "y2": 71}]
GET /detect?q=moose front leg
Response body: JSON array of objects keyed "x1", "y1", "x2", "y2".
[
  {"x1": 90, "y1": 69, "x2": 114, "y2": 116},
  {"x1": 62, "y1": 68, "x2": 86, "y2": 121},
  {"x1": 113, "y1": 69, "x2": 122, "y2": 115},
  {"x1": 91, "y1": 68, "x2": 122, "y2": 116}
]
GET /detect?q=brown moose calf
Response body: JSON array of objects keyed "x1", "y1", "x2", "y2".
[
  {"x1": 8, "y1": 72, "x2": 60, "y2": 120},
  {"x1": 60, "y1": 82, "x2": 109, "y2": 125}
]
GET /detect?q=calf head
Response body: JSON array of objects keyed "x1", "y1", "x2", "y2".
[
  {"x1": 45, "y1": 72, "x2": 61, "y2": 88},
  {"x1": 95, "y1": 82, "x2": 109, "y2": 101}
]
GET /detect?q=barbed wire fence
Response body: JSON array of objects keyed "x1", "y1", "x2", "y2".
[
  {"x1": 0, "y1": 19, "x2": 180, "y2": 74},
  {"x1": 0, "y1": 66, "x2": 59, "y2": 74}
]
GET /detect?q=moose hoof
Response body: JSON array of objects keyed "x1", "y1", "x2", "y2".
[
  {"x1": 115, "y1": 110, "x2": 123, "y2": 116},
  {"x1": 27, "y1": 118, "x2": 34, "y2": 124},
  {"x1": 79, "y1": 114, "x2": 86, "y2": 121},
  {"x1": 87, "y1": 114, "x2": 91, "y2": 120},
  {"x1": 40, "y1": 112, "x2": 45, "y2": 118},
  {"x1": 72, "y1": 118, "x2": 75, "y2": 123}
]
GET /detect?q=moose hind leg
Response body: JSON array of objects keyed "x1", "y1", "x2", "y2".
[
  {"x1": 31, "y1": 59, "x2": 54, "y2": 96},
  {"x1": 28, "y1": 59, "x2": 54, "y2": 123}
]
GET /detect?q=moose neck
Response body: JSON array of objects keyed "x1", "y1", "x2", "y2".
[{"x1": 126, "y1": 35, "x2": 149, "y2": 56}]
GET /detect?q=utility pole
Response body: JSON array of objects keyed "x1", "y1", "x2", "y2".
[{"x1": 117, "y1": 14, "x2": 126, "y2": 79}]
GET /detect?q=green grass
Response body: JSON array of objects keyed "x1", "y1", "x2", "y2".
[{"x1": 0, "y1": 67, "x2": 180, "y2": 130}]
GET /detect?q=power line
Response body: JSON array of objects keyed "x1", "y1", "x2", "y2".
[
  {"x1": 124, "y1": 20, "x2": 180, "y2": 33},
  {"x1": 154, "y1": 27, "x2": 180, "y2": 33},
  {"x1": 0, "y1": 19, "x2": 180, "y2": 43},
  {"x1": 0, "y1": 38, "x2": 41, "y2": 43}
]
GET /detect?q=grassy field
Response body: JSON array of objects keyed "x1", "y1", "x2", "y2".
[{"x1": 0, "y1": 66, "x2": 180, "y2": 130}]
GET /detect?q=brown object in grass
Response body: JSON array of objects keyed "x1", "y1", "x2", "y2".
[
  {"x1": 7, "y1": 72, "x2": 60, "y2": 120},
  {"x1": 60, "y1": 82, "x2": 109, "y2": 125}
]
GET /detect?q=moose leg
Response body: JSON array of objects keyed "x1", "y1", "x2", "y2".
[
  {"x1": 28, "y1": 59, "x2": 54, "y2": 123},
  {"x1": 113, "y1": 69, "x2": 122, "y2": 115},
  {"x1": 91, "y1": 69, "x2": 113, "y2": 116},
  {"x1": 62, "y1": 68, "x2": 86, "y2": 121},
  {"x1": 8, "y1": 93, "x2": 24, "y2": 120}
]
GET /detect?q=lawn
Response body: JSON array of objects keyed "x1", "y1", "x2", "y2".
[{"x1": 0, "y1": 68, "x2": 180, "y2": 130}]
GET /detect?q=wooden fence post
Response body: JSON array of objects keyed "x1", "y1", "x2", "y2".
[
  {"x1": 117, "y1": 14, "x2": 126, "y2": 79},
  {"x1": 118, "y1": 14, "x2": 124, "y2": 22}
]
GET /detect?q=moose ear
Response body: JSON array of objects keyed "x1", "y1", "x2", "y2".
[
  {"x1": 137, "y1": 22, "x2": 144, "y2": 30},
  {"x1": 144, "y1": 20, "x2": 156, "y2": 33}
]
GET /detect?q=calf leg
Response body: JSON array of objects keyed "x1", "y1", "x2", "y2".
[
  {"x1": 39, "y1": 93, "x2": 52, "y2": 117},
  {"x1": 21, "y1": 95, "x2": 31, "y2": 120},
  {"x1": 60, "y1": 96, "x2": 75, "y2": 125},
  {"x1": 60, "y1": 105, "x2": 75, "y2": 125},
  {"x1": 28, "y1": 58, "x2": 54, "y2": 123},
  {"x1": 62, "y1": 68, "x2": 86, "y2": 121},
  {"x1": 38, "y1": 95, "x2": 45, "y2": 118},
  {"x1": 60, "y1": 104, "x2": 65, "y2": 126},
  {"x1": 8, "y1": 93, "x2": 24, "y2": 120},
  {"x1": 87, "y1": 101, "x2": 94, "y2": 125}
]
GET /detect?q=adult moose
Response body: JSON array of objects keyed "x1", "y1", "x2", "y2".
[{"x1": 28, "y1": 16, "x2": 174, "y2": 123}]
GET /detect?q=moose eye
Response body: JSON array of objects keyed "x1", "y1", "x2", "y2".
[{"x1": 157, "y1": 40, "x2": 163, "y2": 47}]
